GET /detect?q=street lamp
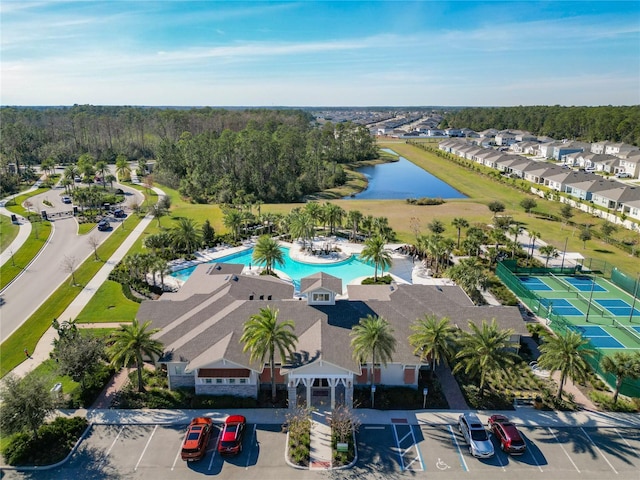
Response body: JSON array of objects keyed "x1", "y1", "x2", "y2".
[
  {"x1": 423, "y1": 387, "x2": 429, "y2": 409},
  {"x1": 371, "y1": 385, "x2": 376, "y2": 409}
]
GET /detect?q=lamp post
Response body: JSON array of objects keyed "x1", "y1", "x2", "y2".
[
  {"x1": 585, "y1": 273, "x2": 596, "y2": 323},
  {"x1": 371, "y1": 384, "x2": 376, "y2": 409},
  {"x1": 629, "y1": 273, "x2": 640, "y2": 324},
  {"x1": 423, "y1": 387, "x2": 429, "y2": 409}
]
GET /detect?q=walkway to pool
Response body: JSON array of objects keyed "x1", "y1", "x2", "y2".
[{"x1": 163, "y1": 235, "x2": 457, "y2": 294}]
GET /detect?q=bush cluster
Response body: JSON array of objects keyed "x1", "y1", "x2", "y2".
[
  {"x1": 405, "y1": 197, "x2": 445, "y2": 205},
  {"x1": 286, "y1": 409, "x2": 311, "y2": 467},
  {"x1": 2, "y1": 417, "x2": 88, "y2": 466}
]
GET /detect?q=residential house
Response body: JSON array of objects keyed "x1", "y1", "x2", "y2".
[
  {"x1": 142, "y1": 265, "x2": 526, "y2": 409},
  {"x1": 543, "y1": 170, "x2": 594, "y2": 192},
  {"x1": 590, "y1": 141, "x2": 611, "y2": 155},
  {"x1": 563, "y1": 178, "x2": 620, "y2": 202},
  {"x1": 553, "y1": 141, "x2": 589, "y2": 161},
  {"x1": 495, "y1": 131, "x2": 517, "y2": 146},
  {"x1": 605, "y1": 143, "x2": 639, "y2": 158},
  {"x1": 591, "y1": 185, "x2": 640, "y2": 214}
]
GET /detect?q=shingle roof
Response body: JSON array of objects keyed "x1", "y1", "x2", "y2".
[{"x1": 144, "y1": 268, "x2": 528, "y2": 373}]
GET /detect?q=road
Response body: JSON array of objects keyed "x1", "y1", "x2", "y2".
[{"x1": 0, "y1": 180, "x2": 143, "y2": 343}]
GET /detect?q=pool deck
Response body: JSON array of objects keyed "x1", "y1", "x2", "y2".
[{"x1": 164, "y1": 236, "x2": 458, "y2": 294}]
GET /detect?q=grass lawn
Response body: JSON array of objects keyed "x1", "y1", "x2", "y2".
[
  {"x1": 75, "y1": 280, "x2": 139, "y2": 324},
  {"x1": 78, "y1": 222, "x2": 96, "y2": 235},
  {"x1": 0, "y1": 221, "x2": 52, "y2": 290},
  {"x1": 0, "y1": 215, "x2": 19, "y2": 251},
  {"x1": 0, "y1": 212, "x2": 145, "y2": 377}
]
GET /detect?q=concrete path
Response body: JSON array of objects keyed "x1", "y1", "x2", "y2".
[
  {"x1": 309, "y1": 410, "x2": 333, "y2": 469},
  {"x1": 435, "y1": 362, "x2": 469, "y2": 410}
]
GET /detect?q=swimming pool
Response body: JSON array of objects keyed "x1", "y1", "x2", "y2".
[{"x1": 171, "y1": 247, "x2": 376, "y2": 291}]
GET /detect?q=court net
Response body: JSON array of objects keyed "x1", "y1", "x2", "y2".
[{"x1": 612, "y1": 319, "x2": 640, "y2": 348}]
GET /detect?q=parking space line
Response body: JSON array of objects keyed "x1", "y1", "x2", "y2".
[
  {"x1": 448, "y1": 424, "x2": 469, "y2": 472},
  {"x1": 172, "y1": 429, "x2": 188, "y2": 471},
  {"x1": 245, "y1": 424, "x2": 257, "y2": 469},
  {"x1": 134, "y1": 425, "x2": 157, "y2": 471},
  {"x1": 548, "y1": 427, "x2": 580, "y2": 473},
  {"x1": 580, "y1": 427, "x2": 618, "y2": 474},
  {"x1": 615, "y1": 428, "x2": 640, "y2": 458},
  {"x1": 412, "y1": 425, "x2": 426, "y2": 472},
  {"x1": 391, "y1": 424, "x2": 405, "y2": 470},
  {"x1": 208, "y1": 427, "x2": 221, "y2": 471},
  {"x1": 401, "y1": 425, "x2": 424, "y2": 471},
  {"x1": 98, "y1": 426, "x2": 124, "y2": 468},
  {"x1": 523, "y1": 436, "x2": 543, "y2": 472}
]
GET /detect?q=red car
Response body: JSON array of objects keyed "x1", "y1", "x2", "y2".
[
  {"x1": 181, "y1": 417, "x2": 213, "y2": 461},
  {"x1": 218, "y1": 415, "x2": 246, "y2": 456},
  {"x1": 488, "y1": 414, "x2": 527, "y2": 455}
]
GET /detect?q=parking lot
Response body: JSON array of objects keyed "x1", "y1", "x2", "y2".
[{"x1": 2, "y1": 422, "x2": 639, "y2": 479}]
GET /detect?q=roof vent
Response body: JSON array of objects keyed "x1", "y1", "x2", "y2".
[
  {"x1": 215, "y1": 265, "x2": 222, "y2": 270},
  {"x1": 232, "y1": 275, "x2": 238, "y2": 281},
  {"x1": 249, "y1": 295, "x2": 254, "y2": 300}
]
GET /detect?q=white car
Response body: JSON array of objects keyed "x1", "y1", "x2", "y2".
[
  {"x1": 615, "y1": 172, "x2": 630, "y2": 178},
  {"x1": 458, "y1": 413, "x2": 495, "y2": 458}
]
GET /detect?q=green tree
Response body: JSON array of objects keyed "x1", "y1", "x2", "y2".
[
  {"x1": 559, "y1": 203, "x2": 574, "y2": 227},
  {"x1": 223, "y1": 209, "x2": 243, "y2": 242},
  {"x1": 171, "y1": 218, "x2": 202, "y2": 254},
  {"x1": 241, "y1": 307, "x2": 297, "y2": 403},
  {"x1": 201, "y1": 219, "x2": 216, "y2": 248},
  {"x1": 488, "y1": 201, "x2": 505, "y2": 218},
  {"x1": 0, "y1": 374, "x2": 56, "y2": 440},
  {"x1": 427, "y1": 219, "x2": 446, "y2": 235},
  {"x1": 288, "y1": 210, "x2": 315, "y2": 251},
  {"x1": 409, "y1": 314, "x2": 456, "y2": 377},
  {"x1": 600, "y1": 221, "x2": 617, "y2": 243},
  {"x1": 539, "y1": 244, "x2": 559, "y2": 267},
  {"x1": 350, "y1": 314, "x2": 396, "y2": 393},
  {"x1": 528, "y1": 230, "x2": 541, "y2": 263},
  {"x1": 451, "y1": 217, "x2": 469, "y2": 249},
  {"x1": 537, "y1": 330, "x2": 595, "y2": 400},
  {"x1": 600, "y1": 352, "x2": 640, "y2": 404},
  {"x1": 95, "y1": 160, "x2": 108, "y2": 189},
  {"x1": 579, "y1": 226, "x2": 592, "y2": 249},
  {"x1": 520, "y1": 197, "x2": 537, "y2": 214},
  {"x1": 323, "y1": 202, "x2": 344, "y2": 235},
  {"x1": 359, "y1": 234, "x2": 392, "y2": 282},
  {"x1": 108, "y1": 319, "x2": 164, "y2": 392},
  {"x1": 453, "y1": 319, "x2": 519, "y2": 397},
  {"x1": 115, "y1": 154, "x2": 131, "y2": 181},
  {"x1": 347, "y1": 209, "x2": 363, "y2": 242},
  {"x1": 252, "y1": 235, "x2": 285, "y2": 275},
  {"x1": 53, "y1": 330, "x2": 107, "y2": 390}
]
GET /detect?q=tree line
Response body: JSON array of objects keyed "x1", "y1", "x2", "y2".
[
  {"x1": 442, "y1": 105, "x2": 640, "y2": 146},
  {"x1": 0, "y1": 106, "x2": 378, "y2": 201}
]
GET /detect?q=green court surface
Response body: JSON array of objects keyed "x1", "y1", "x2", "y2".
[{"x1": 497, "y1": 262, "x2": 640, "y2": 398}]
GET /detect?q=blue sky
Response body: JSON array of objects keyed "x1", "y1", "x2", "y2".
[{"x1": 1, "y1": 1, "x2": 639, "y2": 106}]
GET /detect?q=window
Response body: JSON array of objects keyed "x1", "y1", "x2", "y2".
[
  {"x1": 205, "y1": 378, "x2": 212, "y2": 384},
  {"x1": 229, "y1": 379, "x2": 236, "y2": 384},
  {"x1": 313, "y1": 292, "x2": 330, "y2": 302},
  {"x1": 216, "y1": 378, "x2": 223, "y2": 384},
  {"x1": 239, "y1": 378, "x2": 247, "y2": 384}
]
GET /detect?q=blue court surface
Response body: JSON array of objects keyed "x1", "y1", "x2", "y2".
[
  {"x1": 595, "y1": 299, "x2": 640, "y2": 317},
  {"x1": 518, "y1": 276, "x2": 551, "y2": 291},
  {"x1": 634, "y1": 326, "x2": 640, "y2": 335},
  {"x1": 574, "y1": 325, "x2": 624, "y2": 349},
  {"x1": 563, "y1": 275, "x2": 606, "y2": 292},
  {"x1": 540, "y1": 298, "x2": 583, "y2": 316}
]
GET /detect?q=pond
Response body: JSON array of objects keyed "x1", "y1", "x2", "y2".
[{"x1": 344, "y1": 148, "x2": 466, "y2": 200}]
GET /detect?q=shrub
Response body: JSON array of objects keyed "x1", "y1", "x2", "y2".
[
  {"x1": 286, "y1": 408, "x2": 312, "y2": 467},
  {"x1": 68, "y1": 363, "x2": 115, "y2": 408},
  {"x1": 589, "y1": 391, "x2": 640, "y2": 412},
  {"x1": 2, "y1": 417, "x2": 88, "y2": 466},
  {"x1": 361, "y1": 275, "x2": 393, "y2": 285}
]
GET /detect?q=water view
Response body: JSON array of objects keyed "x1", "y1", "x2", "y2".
[
  {"x1": 345, "y1": 149, "x2": 466, "y2": 200},
  {"x1": 172, "y1": 247, "x2": 376, "y2": 291}
]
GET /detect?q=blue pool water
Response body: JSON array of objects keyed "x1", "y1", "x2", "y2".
[{"x1": 171, "y1": 247, "x2": 376, "y2": 291}]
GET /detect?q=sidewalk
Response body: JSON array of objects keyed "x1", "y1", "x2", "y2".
[
  {"x1": 0, "y1": 186, "x2": 37, "y2": 268},
  {"x1": 309, "y1": 410, "x2": 333, "y2": 469}
]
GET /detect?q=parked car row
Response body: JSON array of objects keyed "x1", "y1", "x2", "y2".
[
  {"x1": 181, "y1": 415, "x2": 246, "y2": 462},
  {"x1": 458, "y1": 412, "x2": 526, "y2": 459}
]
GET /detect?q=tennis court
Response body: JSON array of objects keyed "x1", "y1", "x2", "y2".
[
  {"x1": 518, "y1": 276, "x2": 552, "y2": 291},
  {"x1": 574, "y1": 325, "x2": 625, "y2": 349},
  {"x1": 539, "y1": 298, "x2": 583, "y2": 316},
  {"x1": 595, "y1": 299, "x2": 640, "y2": 317},
  {"x1": 562, "y1": 275, "x2": 607, "y2": 292}
]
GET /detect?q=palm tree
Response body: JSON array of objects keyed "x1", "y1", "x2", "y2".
[
  {"x1": 347, "y1": 209, "x2": 363, "y2": 242},
  {"x1": 95, "y1": 160, "x2": 108, "y2": 188},
  {"x1": 453, "y1": 319, "x2": 519, "y2": 397},
  {"x1": 303, "y1": 201, "x2": 323, "y2": 232},
  {"x1": 528, "y1": 230, "x2": 540, "y2": 264},
  {"x1": 223, "y1": 209, "x2": 243, "y2": 242},
  {"x1": 115, "y1": 154, "x2": 131, "y2": 181},
  {"x1": 241, "y1": 307, "x2": 298, "y2": 403},
  {"x1": 539, "y1": 244, "x2": 559, "y2": 267},
  {"x1": 288, "y1": 210, "x2": 315, "y2": 251},
  {"x1": 359, "y1": 234, "x2": 392, "y2": 282},
  {"x1": 323, "y1": 202, "x2": 344, "y2": 235},
  {"x1": 451, "y1": 217, "x2": 469, "y2": 249},
  {"x1": 252, "y1": 235, "x2": 284, "y2": 275},
  {"x1": 601, "y1": 352, "x2": 640, "y2": 404},
  {"x1": 108, "y1": 319, "x2": 164, "y2": 392},
  {"x1": 409, "y1": 315, "x2": 456, "y2": 377},
  {"x1": 537, "y1": 330, "x2": 596, "y2": 400},
  {"x1": 171, "y1": 218, "x2": 202, "y2": 254},
  {"x1": 350, "y1": 315, "x2": 396, "y2": 399}
]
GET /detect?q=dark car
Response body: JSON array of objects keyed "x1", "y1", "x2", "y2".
[
  {"x1": 181, "y1": 417, "x2": 213, "y2": 461},
  {"x1": 113, "y1": 209, "x2": 125, "y2": 218},
  {"x1": 218, "y1": 415, "x2": 246, "y2": 456},
  {"x1": 97, "y1": 220, "x2": 110, "y2": 231},
  {"x1": 488, "y1": 414, "x2": 526, "y2": 455}
]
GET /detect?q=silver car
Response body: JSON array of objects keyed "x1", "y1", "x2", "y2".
[{"x1": 458, "y1": 413, "x2": 495, "y2": 458}]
